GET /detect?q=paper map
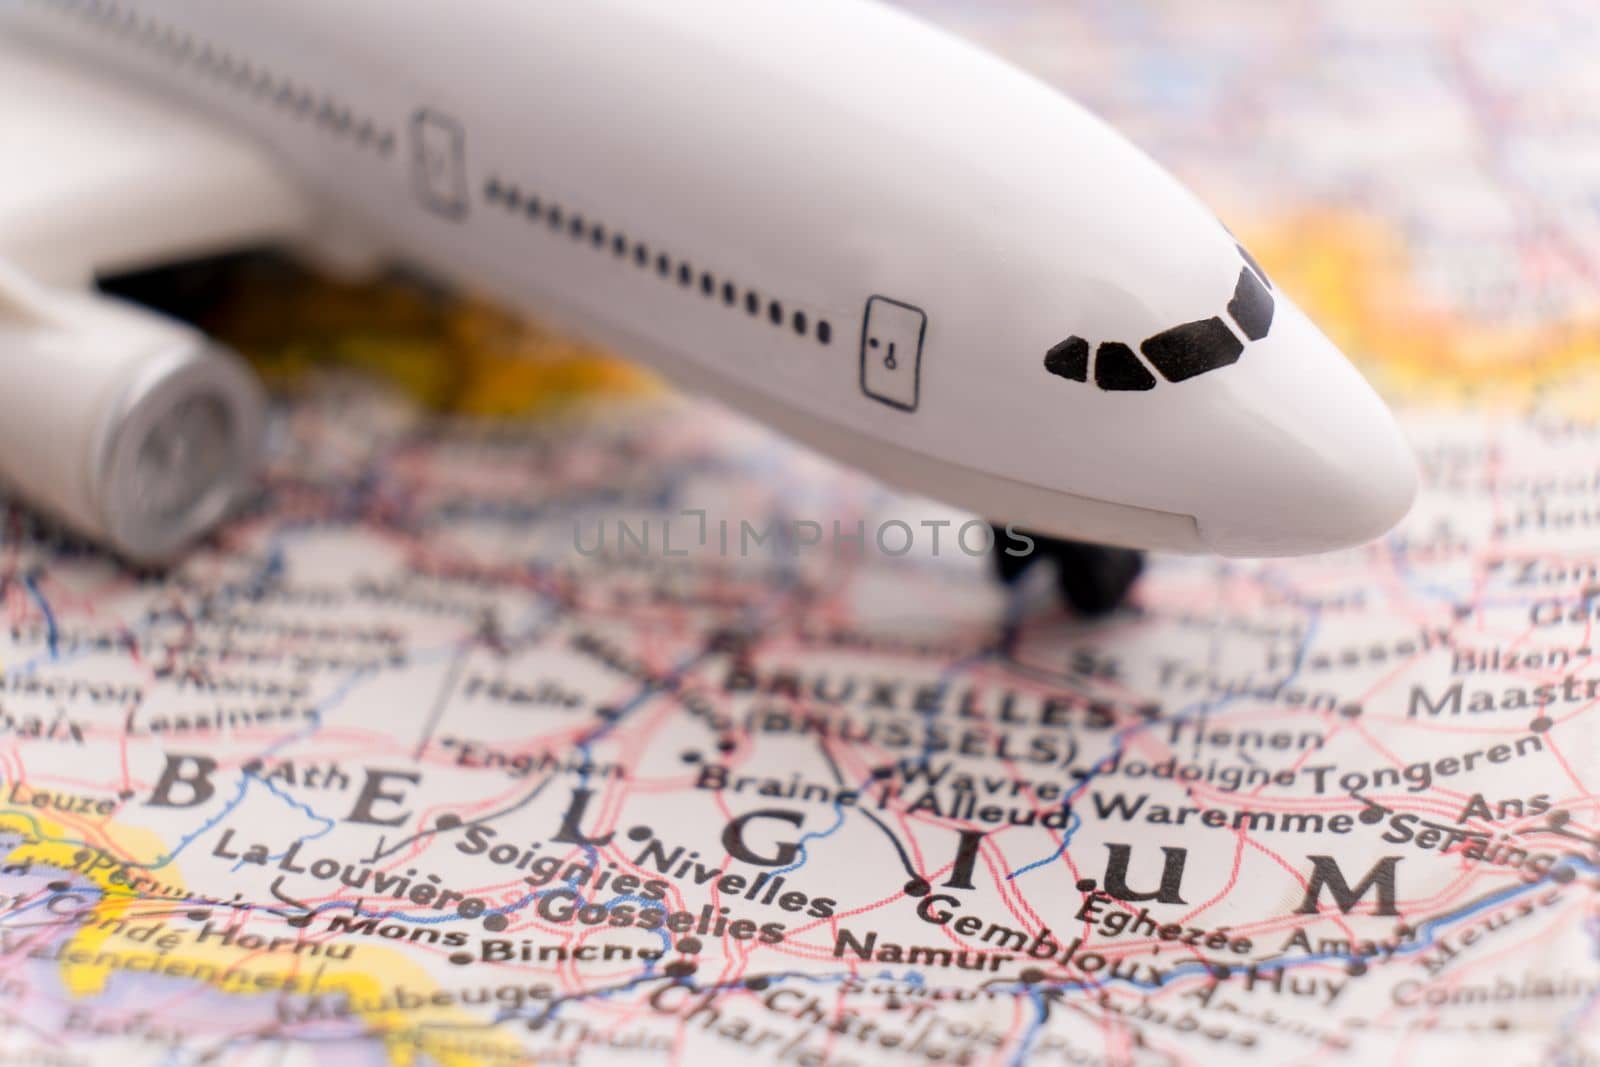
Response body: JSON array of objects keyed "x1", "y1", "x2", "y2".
[{"x1": 2, "y1": 1, "x2": 1599, "y2": 1064}]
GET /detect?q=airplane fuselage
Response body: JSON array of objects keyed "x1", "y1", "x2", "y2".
[{"x1": 1, "y1": 0, "x2": 1418, "y2": 556}]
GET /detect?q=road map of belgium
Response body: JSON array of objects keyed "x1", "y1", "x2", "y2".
[{"x1": 0, "y1": 0, "x2": 1598, "y2": 1064}]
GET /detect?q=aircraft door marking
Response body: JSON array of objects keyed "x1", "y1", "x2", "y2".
[
  {"x1": 411, "y1": 109, "x2": 468, "y2": 220},
  {"x1": 860, "y1": 296, "x2": 926, "y2": 412}
]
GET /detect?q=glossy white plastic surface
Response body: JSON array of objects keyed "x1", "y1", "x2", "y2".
[
  {"x1": 0, "y1": 0, "x2": 1418, "y2": 556},
  {"x1": 0, "y1": 39, "x2": 309, "y2": 286}
]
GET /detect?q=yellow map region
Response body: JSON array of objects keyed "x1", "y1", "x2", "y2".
[
  {"x1": 202, "y1": 258, "x2": 659, "y2": 418},
  {"x1": 0, "y1": 809, "x2": 531, "y2": 1066},
  {"x1": 1244, "y1": 212, "x2": 1600, "y2": 415}
]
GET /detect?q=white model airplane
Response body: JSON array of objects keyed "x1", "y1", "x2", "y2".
[{"x1": 0, "y1": 0, "x2": 1417, "y2": 565}]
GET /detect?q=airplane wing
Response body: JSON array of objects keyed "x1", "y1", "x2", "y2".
[
  {"x1": 0, "y1": 35, "x2": 296, "y2": 563},
  {"x1": 0, "y1": 34, "x2": 311, "y2": 288}
]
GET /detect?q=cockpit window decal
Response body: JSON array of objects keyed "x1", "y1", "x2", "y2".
[
  {"x1": 1043, "y1": 249, "x2": 1275, "y2": 391},
  {"x1": 1141, "y1": 316, "x2": 1243, "y2": 383},
  {"x1": 1227, "y1": 266, "x2": 1274, "y2": 341},
  {"x1": 1093, "y1": 341, "x2": 1156, "y2": 391},
  {"x1": 1043, "y1": 335, "x2": 1089, "y2": 382}
]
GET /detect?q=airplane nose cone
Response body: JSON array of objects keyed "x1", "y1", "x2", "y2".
[{"x1": 1187, "y1": 297, "x2": 1418, "y2": 558}]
